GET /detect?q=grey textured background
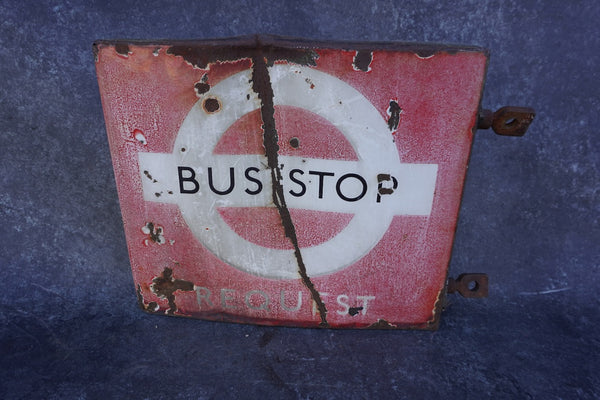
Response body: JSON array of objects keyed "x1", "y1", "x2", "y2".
[{"x1": 1, "y1": 1, "x2": 598, "y2": 399}]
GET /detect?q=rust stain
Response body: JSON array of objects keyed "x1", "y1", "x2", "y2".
[
  {"x1": 114, "y1": 43, "x2": 130, "y2": 57},
  {"x1": 194, "y1": 81, "x2": 211, "y2": 96},
  {"x1": 143, "y1": 222, "x2": 165, "y2": 244},
  {"x1": 95, "y1": 36, "x2": 486, "y2": 68},
  {"x1": 194, "y1": 74, "x2": 211, "y2": 96},
  {"x1": 353, "y1": 50, "x2": 372, "y2": 72},
  {"x1": 367, "y1": 319, "x2": 398, "y2": 329},
  {"x1": 166, "y1": 35, "x2": 318, "y2": 70},
  {"x1": 92, "y1": 43, "x2": 99, "y2": 62},
  {"x1": 136, "y1": 284, "x2": 159, "y2": 312},
  {"x1": 136, "y1": 284, "x2": 144, "y2": 308},
  {"x1": 348, "y1": 307, "x2": 363, "y2": 316},
  {"x1": 202, "y1": 97, "x2": 221, "y2": 113},
  {"x1": 387, "y1": 100, "x2": 402, "y2": 131},
  {"x1": 428, "y1": 286, "x2": 445, "y2": 330},
  {"x1": 250, "y1": 44, "x2": 328, "y2": 327},
  {"x1": 143, "y1": 170, "x2": 157, "y2": 183},
  {"x1": 150, "y1": 267, "x2": 194, "y2": 315},
  {"x1": 166, "y1": 45, "x2": 247, "y2": 69}
]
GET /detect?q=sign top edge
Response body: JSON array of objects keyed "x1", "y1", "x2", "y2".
[{"x1": 93, "y1": 34, "x2": 489, "y2": 57}]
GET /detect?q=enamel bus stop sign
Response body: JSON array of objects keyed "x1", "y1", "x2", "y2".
[{"x1": 95, "y1": 36, "x2": 530, "y2": 329}]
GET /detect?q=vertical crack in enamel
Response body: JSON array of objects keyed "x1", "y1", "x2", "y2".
[{"x1": 250, "y1": 47, "x2": 328, "y2": 327}]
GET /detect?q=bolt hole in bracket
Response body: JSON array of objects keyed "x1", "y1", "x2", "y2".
[
  {"x1": 478, "y1": 106, "x2": 535, "y2": 136},
  {"x1": 447, "y1": 273, "x2": 489, "y2": 298}
]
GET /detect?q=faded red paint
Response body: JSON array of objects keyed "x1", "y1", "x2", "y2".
[{"x1": 95, "y1": 37, "x2": 488, "y2": 329}]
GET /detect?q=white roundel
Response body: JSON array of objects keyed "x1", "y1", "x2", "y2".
[{"x1": 138, "y1": 64, "x2": 437, "y2": 279}]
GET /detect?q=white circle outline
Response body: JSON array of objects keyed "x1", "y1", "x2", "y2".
[{"x1": 174, "y1": 65, "x2": 401, "y2": 279}]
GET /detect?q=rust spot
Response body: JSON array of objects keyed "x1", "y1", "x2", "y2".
[
  {"x1": 114, "y1": 43, "x2": 130, "y2": 57},
  {"x1": 142, "y1": 222, "x2": 165, "y2": 245},
  {"x1": 137, "y1": 284, "x2": 159, "y2": 313},
  {"x1": 348, "y1": 307, "x2": 363, "y2": 316},
  {"x1": 136, "y1": 284, "x2": 145, "y2": 309},
  {"x1": 203, "y1": 97, "x2": 221, "y2": 113},
  {"x1": 429, "y1": 286, "x2": 446, "y2": 329},
  {"x1": 92, "y1": 43, "x2": 99, "y2": 62},
  {"x1": 367, "y1": 319, "x2": 398, "y2": 329},
  {"x1": 167, "y1": 45, "x2": 248, "y2": 69},
  {"x1": 194, "y1": 82, "x2": 210, "y2": 96},
  {"x1": 150, "y1": 267, "x2": 194, "y2": 315},
  {"x1": 143, "y1": 170, "x2": 157, "y2": 183},
  {"x1": 387, "y1": 100, "x2": 402, "y2": 131},
  {"x1": 353, "y1": 50, "x2": 372, "y2": 72}
]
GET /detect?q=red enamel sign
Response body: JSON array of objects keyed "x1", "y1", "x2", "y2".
[{"x1": 95, "y1": 36, "x2": 489, "y2": 329}]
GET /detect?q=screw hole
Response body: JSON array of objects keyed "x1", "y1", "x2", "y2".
[
  {"x1": 289, "y1": 137, "x2": 300, "y2": 148},
  {"x1": 468, "y1": 280, "x2": 479, "y2": 292}
]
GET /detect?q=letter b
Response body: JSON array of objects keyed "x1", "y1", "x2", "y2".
[{"x1": 178, "y1": 166, "x2": 200, "y2": 194}]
